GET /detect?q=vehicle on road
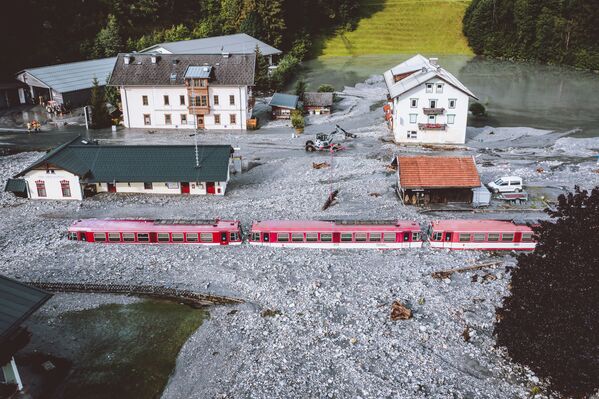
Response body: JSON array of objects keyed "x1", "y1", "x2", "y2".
[
  {"x1": 487, "y1": 176, "x2": 523, "y2": 193},
  {"x1": 305, "y1": 125, "x2": 356, "y2": 152}
]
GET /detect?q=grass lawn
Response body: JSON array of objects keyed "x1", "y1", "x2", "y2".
[{"x1": 320, "y1": 0, "x2": 473, "y2": 57}]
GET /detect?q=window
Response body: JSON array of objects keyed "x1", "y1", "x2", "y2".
[
  {"x1": 94, "y1": 233, "x2": 106, "y2": 242},
  {"x1": 341, "y1": 233, "x2": 353, "y2": 242},
  {"x1": 355, "y1": 233, "x2": 367, "y2": 242},
  {"x1": 447, "y1": 114, "x2": 455, "y2": 124},
  {"x1": 60, "y1": 180, "x2": 71, "y2": 197},
  {"x1": 409, "y1": 114, "x2": 417, "y2": 123},
  {"x1": 291, "y1": 233, "x2": 304, "y2": 242},
  {"x1": 429, "y1": 99, "x2": 437, "y2": 108},
  {"x1": 68, "y1": 232, "x2": 77, "y2": 240},
  {"x1": 108, "y1": 233, "x2": 121, "y2": 242},
  {"x1": 35, "y1": 181, "x2": 46, "y2": 197},
  {"x1": 436, "y1": 83, "x2": 443, "y2": 93},
  {"x1": 144, "y1": 114, "x2": 151, "y2": 125},
  {"x1": 200, "y1": 79, "x2": 206, "y2": 87},
  {"x1": 521, "y1": 233, "x2": 533, "y2": 242},
  {"x1": 200, "y1": 233, "x2": 213, "y2": 242},
  {"x1": 193, "y1": 78, "x2": 200, "y2": 86},
  {"x1": 201, "y1": 95, "x2": 207, "y2": 106},
  {"x1": 277, "y1": 233, "x2": 289, "y2": 242},
  {"x1": 213, "y1": 95, "x2": 219, "y2": 105},
  {"x1": 502, "y1": 233, "x2": 514, "y2": 242},
  {"x1": 144, "y1": 182, "x2": 153, "y2": 190},
  {"x1": 320, "y1": 233, "x2": 332, "y2": 242},
  {"x1": 383, "y1": 233, "x2": 396, "y2": 242},
  {"x1": 426, "y1": 83, "x2": 433, "y2": 93},
  {"x1": 123, "y1": 233, "x2": 135, "y2": 242},
  {"x1": 251, "y1": 232, "x2": 260, "y2": 241},
  {"x1": 181, "y1": 114, "x2": 187, "y2": 125},
  {"x1": 410, "y1": 98, "x2": 418, "y2": 108},
  {"x1": 172, "y1": 233, "x2": 184, "y2": 242},
  {"x1": 229, "y1": 95, "x2": 235, "y2": 105},
  {"x1": 164, "y1": 95, "x2": 169, "y2": 106},
  {"x1": 186, "y1": 233, "x2": 199, "y2": 242},
  {"x1": 432, "y1": 232, "x2": 442, "y2": 241},
  {"x1": 137, "y1": 233, "x2": 149, "y2": 242},
  {"x1": 428, "y1": 115, "x2": 436, "y2": 123},
  {"x1": 165, "y1": 114, "x2": 172, "y2": 125},
  {"x1": 449, "y1": 99, "x2": 456, "y2": 109},
  {"x1": 179, "y1": 95, "x2": 185, "y2": 105},
  {"x1": 407, "y1": 131, "x2": 417, "y2": 139},
  {"x1": 142, "y1": 95, "x2": 148, "y2": 106},
  {"x1": 473, "y1": 233, "x2": 485, "y2": 242},
  {"x1": 214, "y1": 114, "x2": 221, "y2": 124},
  {"x1": 230, "y1": 232, "x2": 239, "y2": 241},
  {"x1": 158, "y1": 233, "x2": 170, "y2": 242},
  {"x1": 412, "y1": 232, "x2": 421, "y2": 241},
  {"x1": 369, "y1": 233, "x2": 381, "y2": 242},
  {"x1": 488, "y1": 233, "x2": 500, "y2": 242},
  {"x1": 230, "y1": 114, "x2": 236, "y2": 124},
  {"x1": 306, "y1": 233, "x2": 318, "y2": 242},
  {"x1": 193, "y1": 96, "x2": 201, "y2": 106},
  {"x1": 459, "y1": 233, "x2": 471, "y2": 242}
]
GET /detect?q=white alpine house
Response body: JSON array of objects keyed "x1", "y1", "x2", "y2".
[{"x1": 383, "y1": 55, "x2": 478, "y2": 145}]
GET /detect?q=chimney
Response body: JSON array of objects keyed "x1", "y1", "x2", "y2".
[
  {"x1": 124, "y1": 54, "x2": 131, "y2": 65},
  {"x1": 429, "y1": 57, "x2": 439, "y2": 67}
]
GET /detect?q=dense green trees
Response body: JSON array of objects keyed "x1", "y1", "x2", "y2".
[
  {"x1": 90, "y1": 78, "x2": 111, "y2": 129},
  {"x1": 463, "y1": 0, "x2": 599, "y2": 70}
]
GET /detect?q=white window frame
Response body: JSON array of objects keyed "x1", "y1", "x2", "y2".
[
  {"x1": 429, "y1": 99, "x2": 437, "y2": 108},
  {"x1": 410, "y1": 98, "x2": 418, "y2": 108},
  {"x1": 436, "y1": 83, "x2": 444, "y2": 93},
  {"x1": 164, "y1": 114, "x2": 172, "y2": 125},
  {"x1": 407, "y1": 131, "x2": 417, "y2": 139},
  {"x1": 449, "y1": 99, "x2": 457, "y2": 109},
  {"x1": 163, "y1": 95, "x2": 169, "y2": 106},
  {"x1": 425, "y1": 83, "x2": 433, "y2": 93},
  {"x1": 409, "y1": 114, "x2": 417, "y2": 123},
  {"x1": 447, "y1": 114, "x2": 456, "y2": 124},
  {"x1": 180, "y1": 114, "x2": 187, "y2": 125}
]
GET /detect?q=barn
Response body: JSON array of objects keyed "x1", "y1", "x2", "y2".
[
  {"x1": 396, "y1": 156, "x2": 481, "y2": 206},
  {"x1": 269, "y1": 93, "x2": 299, "y2": 119},
  {"x1": 5, "y1": 137, "x2": 234, "y2": 200},
  {"x1": 303, "y1": 92, "x2": 333, "y2": 115}
]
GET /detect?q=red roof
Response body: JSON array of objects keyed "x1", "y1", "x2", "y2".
[{"x1": 398, "y1": 156, "x2": 480, "y2": 189}]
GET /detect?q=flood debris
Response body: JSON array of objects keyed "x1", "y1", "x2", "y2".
[
  {"x1": 312, "y1": 162, "x2": 330, "y2": 169},
  {"x1": 322, "y1": 189, "x2": 339, "y2": 210},
  {"x1": 431, "y1": 261, "x2": 503, "y2": 280},
  {"x1": 368, "y1": 192, "x2": 381, "y2": 197},
  {"x1": 462, "y1": 326, "x2": 471, "y2": 342},
  {"x1": 390, "y1": 300, "x2": 412, "y2": 320},
  {"x1": 261, "y1": 308, "x2": 282, "y2": 318}
]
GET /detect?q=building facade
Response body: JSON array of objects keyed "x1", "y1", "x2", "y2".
[
  {"x1": 303, "y1": 92, "x2": 333, "y2": 115},
  {"x1": 383, "y1": 55, "x2": 477, "y2": 145}
]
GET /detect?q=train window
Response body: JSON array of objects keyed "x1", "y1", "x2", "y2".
[
  {"x1": 473, "y1": 233, "x2": 485, "y2": 242},
  {"x1": 383, "y1": 233, "x2": 395, "y2": 242},
  {"x1": 488, "y1": 233, "x2": 499, "y2": 241},
  {"x1": 137, "y1": 233, "x2": 149, "y2": 242},
  {"x1": 340, "y1": 233, "x2": 353, "y2": 242},
  {"x1": 230, "y1": 232, "x2": 240, "y2": 241},
  {"x1": 459, "y1": 233, "x2": 471, "y2": 242},
  {"x1": 320, "y1": 233, "x2": 332, "y2": 242},
  {"x1": 291, "y1": 233, "x2": 304, "y2": 242},
  {"x1": 306, "y1": 233, "x2": 318, "y2": 242},
  {"x1": 501, "y1": 233, "x2": 514, "y2": 242},
  {"x1": 94, "y1": 233, "x2": 106, "y2": 242},
  {"x1": 250, "y1": 232, "x2": 260, "y2": 241},
  {"x1": 200, "y1": 233, "x2": 214, "y2": 242},
  {"x1": 68, "y1": 232, "x2": 77, "y2": 240},
  {"x1": 172, "y1": 233, "x2": 184, "y2": 242},
  {"x1": 412, "y1": 232, "x2": 421, "y2": 241},
  {"x1": 355, "y1": 233, "x2": 367, "y2": 242},
  {"x1": 123, "y1": 233, "x2": 135, "y2": 242},
  {"x1": 158, "y1": 233, "x2": 170, "y2": 242},
  {"x1": 186, "y1": 233, "x2": 199, "y2": 242},
  {"x1": 432, "y1": 232, "x2": 442, "y2": 241},
  {"x1": 369, "y1": 233, "x2": 381, "y2": 242},
  {"x1": 108, "y1": 233, "x2": 121, "y2": 242},
  {"x1": 521, "y1": 233, "x2": 533, "y2": 242},
  {"x1": 277, "y1": 233, "x2": 289, "y2": 242}
]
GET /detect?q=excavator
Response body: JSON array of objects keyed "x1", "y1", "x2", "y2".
[{"x1": 305, "y1": 125, "x2": 357, "y2": 152}]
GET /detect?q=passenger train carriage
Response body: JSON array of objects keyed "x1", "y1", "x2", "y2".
[
  {"x1": 248, "y1": 220, "x2": 423, "y2": 249},
  {"x1": 428, "y1": 220, "x2": 536, "y2": 251},
  {"x1": 68, "y1": 219, "x2": 242, "y2": 245}
]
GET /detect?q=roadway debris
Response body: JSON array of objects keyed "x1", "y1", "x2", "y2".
[
  {"x1": 312, "y1": 162, "x2": 330, "y2": 169},
  {"x1": 390, "y1": 300, "x2": 412, "y2": 320},
  {"x1": 322, "y1": 189, "x2": 339, "y2": 210},
  {"x1": 431, "y1": 261, "x2": 503, "y2": 280}
]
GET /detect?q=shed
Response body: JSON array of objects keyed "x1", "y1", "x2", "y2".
[
  {"x1": 303, "y1": 92, "x2": 333, "y2": 115},
  {"x1": 269, "y1": 93, "x2": 299, "y2": 119},
  {"x1": 396, "y1": 156, "x2": 481, "y2": 206}
]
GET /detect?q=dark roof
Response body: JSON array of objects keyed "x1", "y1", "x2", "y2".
[
  {"x1": 15, "y1": 138, "x2": 232, "y2": 183},
  {"x1": 109, "y1": 53, "x2": 255, "y2": 87},
  {"x1": 0, "y1": 275, "x2": 52, "y2": 343},
  {"x1": 398, "y1": 156, "x2": 480, "y2": 189},
  {"x1": 269, "y1": 93, "x2": 299, "y2": 109},
  {"x1": 303, "y1": 92, "x2": 333, "y2": 107},
  {"x1": 5, "y1": 178, "x2": 27, "y2": 193}
]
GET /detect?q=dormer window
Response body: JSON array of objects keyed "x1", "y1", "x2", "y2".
[{"x1": 426, "y1": 83, "x2": 433, "y2": 93}]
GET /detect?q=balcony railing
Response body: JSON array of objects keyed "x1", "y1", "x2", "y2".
[
  {"x1": 418, "y1": 123, "x2": 447, "y2": 131},
  {"x1": 423, "y1": 107, "x2": 445, "y2": 115}
]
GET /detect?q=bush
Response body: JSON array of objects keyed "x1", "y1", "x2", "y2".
[
  {"x1": 291, "y1": 110, "x2": 304, "y2": 130},
  {"x1": 270, "y1": 54, "x2": 300, "y2": 91},
  {"x1": 294, "y1": 79, "x2": 307, "y2": 100},
  {"x1": 495, "y1": 186, "x2": 599, "y2": 397},
  {"x1": 469, "y1": 102, "x2": 486, "y2": 117},
  {"x1": 317, "y1": 84, "x2": 335, "y2": 93}
]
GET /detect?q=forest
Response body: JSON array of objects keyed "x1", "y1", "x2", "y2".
[
  {"x1": 1, "y1": 0, "x2": 362, "y2": 82},
  {"x1": 463, "y1": 0, "x2": 599, "y2": 70}
]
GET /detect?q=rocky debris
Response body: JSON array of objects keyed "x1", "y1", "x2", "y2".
[
  {"x1": 390, "y1": 301, "x2": 412, "y2": 320},
  {"x1": 312, "y1": 162, "x2": 330, "y2": 169}
]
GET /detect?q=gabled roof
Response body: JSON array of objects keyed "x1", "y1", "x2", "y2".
[
  {"x1": 398, "y1": 156, "x2": 481, "y2": 189},
  {"x1": 14, "y1": 138, "x2": 232, "y2": 183},
  {"x1": 303, "y1": 92, "x2": 333, "y2": 107},
  {"x1": 109, "y1": 53, "x2": 255, "y2": 87},
  {"x1": 16, "y1": 57, "x2": 117, "y2": 93},
  {"x1": 140, "y1": 33, "x2": 282, "y2": 57},
  {"x1": 269, "y1": 93, "x2": 299, "y2": 109},
  {"x1": 384, "y1": 54, "x2": 477, "y2": 100},
  {"x1": 0, "y1": 275, "x2": 52, "y2": 344}
]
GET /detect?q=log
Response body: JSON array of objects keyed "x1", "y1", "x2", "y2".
[
  {"x1": 431, "y1": 261, "x2": 503, "y2": 280},
  {"x1": 390, "y1": 300, "x2": 412, "y2": 320},
  {"x1": 322, "y1": 190, "x2": 339, "y2": 211}
]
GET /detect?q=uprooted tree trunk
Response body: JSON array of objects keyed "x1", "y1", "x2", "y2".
[
  {"x1": 390, "y1": 300, "x2": 412, "y2": 320},
  {"x1": 322, "y1": 190, "x2": 339, "y2": 210}
]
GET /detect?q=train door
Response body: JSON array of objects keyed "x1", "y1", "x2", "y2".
[
  {"x1": 263, "y1": 232, "x2": 270, "y2": 243},
  {"x1": 333, "y1": 233, "x2": 340, "y2": 243},
  {"x1": 220, "y1": 232, "x2": 228, "y2": 245},
  {"x1": 181, "y1": 182, "x2": 190, "y2": 194},
  {"x1": 206, "y1": 182, "x2": 216, "y2": 194},
  {"x1": 403, "y1": 231, "x2": 410, "y2": 247},
  {"x1": 150, "y1": 232, "x2": 157, "y2": 243},
  {"x1": 444, "y1": 232, "x2": 452, "y2": 249}
]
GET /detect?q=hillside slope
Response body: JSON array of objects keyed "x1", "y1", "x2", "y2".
[{"x1": 321, "y1": 0, "x2": 473, "y2": 56}]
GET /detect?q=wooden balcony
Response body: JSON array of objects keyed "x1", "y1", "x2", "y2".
[
  {"x1": 418, "y1": 123, "x2": 447, "y2": 131},
  {"x1": 188, "y1": 102, "x2": 210, "y2": 114},
  {"x1": 423, "y1": 107, "x2": 445, "y2": 115}
]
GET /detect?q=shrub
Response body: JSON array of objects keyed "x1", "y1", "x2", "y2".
[
  {"x1": 317, "y1": 84, "x2": 335, "y2": 93},
  {"x1": 469, "y1": 102, "x2": 486, "y2": 117},
  {"x1": 291, "y1": 110, "x2": 304, "y2": 130}
]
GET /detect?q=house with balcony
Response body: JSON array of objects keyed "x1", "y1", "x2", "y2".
[
  {"x1": 383, "y1": 55, "x2": 477, "y2": 145},
  {"x1": 109, "y1": 52, "x2": 255, "y2": 130}
]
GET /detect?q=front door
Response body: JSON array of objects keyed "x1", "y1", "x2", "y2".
[
  {"x1": 220, "y1": 232, "x2": 228, "y2": 245},
  {"x1": 196, "y1": 115, "x2": 204, "y2": 129},
  {"x1": 107, "y1": 183, "x2": 116, "y2": 193},
  {"x1": 181, "y1": 182, "x2": 190, "y2": 194},
  {"x1": 206, "y1": 182, "x2": 215, "y2": 194}
]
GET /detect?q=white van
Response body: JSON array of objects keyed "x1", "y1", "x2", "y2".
[{"x1": 487, "y1": 176, "x2": 523, "y2": 193}]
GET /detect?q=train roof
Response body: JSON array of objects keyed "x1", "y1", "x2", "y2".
[
  {"x1": 430, "y1": 219, "x2": 533, "y2": 232},
  {"x1": 69, "y1": 219, "x2": 240, "y2": 233},
  {"x1": 250, "y1": 220, "x2": 421, "y2": 232}
]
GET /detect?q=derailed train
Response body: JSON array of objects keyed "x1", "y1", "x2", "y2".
[{"x1": 68, "y1": 218, "x2": 537, "y2": 251}]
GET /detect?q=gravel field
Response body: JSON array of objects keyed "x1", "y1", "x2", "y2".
[{"x1": 1, "y1": 77, "x2": 598, "y2": 398}]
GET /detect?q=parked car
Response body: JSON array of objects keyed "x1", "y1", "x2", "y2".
[{"x1": 487, "y1": 176, "x2": 523, "y2": 193}]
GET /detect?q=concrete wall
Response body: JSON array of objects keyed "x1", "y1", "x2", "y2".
[{"x1": 24, "y1": 169, "x2": 83, "y2": 200}]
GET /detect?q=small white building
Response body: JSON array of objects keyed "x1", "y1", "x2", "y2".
[
  {"x1": 383, "y1": 55, "x2": 477, "y2": 145},
  {"x1": 109, "y1": 53, "x2": 256, "y2": 130},
  {"x1": 6, "y1": 138, "x2": 234, "y2": 200}
]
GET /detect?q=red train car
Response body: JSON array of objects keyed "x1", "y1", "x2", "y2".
[
  {"x1": 248, "y1": 220, "x2": 423, "y2": 249},
  {"x1": 67, "y1": 219, "x2": 242, "y2": 245},
  {"x1": 428, "y1": 220, "x2": 536, "y2": 251}
]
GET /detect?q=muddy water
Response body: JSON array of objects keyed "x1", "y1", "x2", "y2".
[{"x1": 293, "y1": 55, "x2": 599, "y2": 137}]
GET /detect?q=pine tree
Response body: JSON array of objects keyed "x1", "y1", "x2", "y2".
[
  {"x1": 93, "y1": 14, "x2": 123, "y2": 58},
  {"x1": 294, "y1": 79, "x2": 306, "y2": 100},
  {"x1": 253, "y1": 45, "x2": 270, "y2": 93},
  {"x1": 90, "y1": 77, "x2": 111, "y2": 128}
]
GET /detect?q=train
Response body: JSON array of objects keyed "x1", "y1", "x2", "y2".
[{"x1": 67, "y1": 218, "x2": 537, "y2": 251}]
